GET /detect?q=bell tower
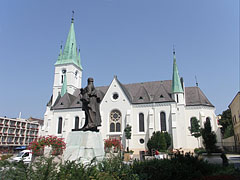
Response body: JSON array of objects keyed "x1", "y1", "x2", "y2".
[
  {"x1": 171, "y1": 50, "x2": 184, "y2": 104},
  {"x1": 52, "y1": 14, "x2": 83, "y2": 103}
]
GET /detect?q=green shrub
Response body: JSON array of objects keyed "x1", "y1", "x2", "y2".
[
  {"x1": 132, "y1": 153, "x2": 239, "y2": 180},
  {"x1": 201, "y1": 119, "x2": 219, "y2": 153},
  {"x1": 194, "y1": 147, "x2": 206, "y2": 155},
  {"x1": 147, "y1": 131, "x2": 171, "y2": 153},
  {"x1": 98, "y1": 156, "x2": 139, "y2": 180},
  {"x1": 0, "y1": 154, "x2": 13, "y2": 161},
  {"x1": 0, "y1": 154, "x2": 239, "y2": 180}
]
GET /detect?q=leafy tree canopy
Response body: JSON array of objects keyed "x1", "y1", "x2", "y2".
[
  {"x1": 147, "y1": 131, "x2": 171, "y2": 153},
  {"x1": 218, "y1": 109, "x2": 233, "y2": 138},
  {"x1": 189, "y1": 117, "x2": 201, "y2": 138},
  {"x1": 124, "y1": 124, "x2": 132, "y2": 140}
]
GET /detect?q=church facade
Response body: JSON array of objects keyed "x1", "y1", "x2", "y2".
[{"x1": 42, "y1": 19, "x2": 219, "y2": 152}]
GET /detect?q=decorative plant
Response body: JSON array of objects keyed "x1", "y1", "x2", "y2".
[
  {"x1": 124, "y1": 124, "x2": 132, "y2": 152},
  {"x1": 147, "y1": 131, "x2": 171, "y2": 153},
  {"x1": 188, "y1": 117, "x2": 201, "y2": 147},
  {"x1": 104, "y1": 138, "x2": 122, "y2": 153},
  {"x1": 201, "y1": 119, "x2": 218, "y2": 154},
  {"x1": 28, "y1": 135, "x2": 66, "y2": 156}
]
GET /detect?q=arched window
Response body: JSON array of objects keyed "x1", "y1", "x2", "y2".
[
  {"x1": 160, "y1": 112, "x2": 166, "y2": 131},
  {"x1": 58, "y1": 117, "x2": 63, "y2": 134},
  {"x1": 110, "y1": 123, "x2": 115, "y2": 132},
  {"x1": 74, "y1": 116, "x2": 79, "y2": 130},
  {"x1": 109, "y1": 110, "x2": 121, "y2": 132},
  {"x1": 116, "y1": 122, "x2": 121, "y2": 132},
  {"x1": 206, "y1": 117, "x2": 211, "y2": 124},
  {"x1": 139, "y1": 113, "x2": 144, "y2": 132}
]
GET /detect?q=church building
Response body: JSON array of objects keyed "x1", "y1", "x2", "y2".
[{"x1": 42, "y1": 18, "x2": 219, "y2": 152}]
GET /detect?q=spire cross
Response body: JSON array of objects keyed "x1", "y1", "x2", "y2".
[
  {"x1": 195, "y1": 75, "x2": 199, "y2": 87},
  {"x1": 71, "y1": 10, "x2": 74, "y2": 23},
  {"x1": 60, "y1": 41, "x2": 63, "y2": 49},
  {"x1": 173, "y1": 44, "x2": 176, "y2": 55}
]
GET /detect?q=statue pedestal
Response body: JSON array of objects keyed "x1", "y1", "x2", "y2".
[{"x1": 63, "y1": 131, "x2": 104, "y2": 164}]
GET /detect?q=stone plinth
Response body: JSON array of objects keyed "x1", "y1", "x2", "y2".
[{"x1": 63, "y1": 131, "x2": 104, "y2": 164}]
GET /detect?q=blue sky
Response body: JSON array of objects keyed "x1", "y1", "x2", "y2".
[{"x1": 0, "y1": 0, "x2": 239, "y2": 119}]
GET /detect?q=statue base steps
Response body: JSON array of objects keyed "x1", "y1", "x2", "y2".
[{"x1": 63, "y1": 131, "x2": 104, "y2": 164}]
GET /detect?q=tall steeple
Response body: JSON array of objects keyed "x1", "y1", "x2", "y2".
[
  {"x1": 171, "y1": 50, "x2": 183, "y2": 93},
  {"x1": 61, "y1": 74, "x2": 67, "y2": 97},
  {"x1": 55, "y1": 13, "x2": 82, "y2": 70},
  {"x1": 52, "y1": 12, "x2": 83, "y2": 104}
]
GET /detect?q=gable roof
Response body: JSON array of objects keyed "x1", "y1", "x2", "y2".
[
  {"x1": 51, "y1": 92, "x2": 82, "y2": 110},
  {"x1": 50, "y1": 79, "x2": 214, "y2": 110},
  {"x1": 97, "y1": 79, "x2": 214, "y2": 107}
]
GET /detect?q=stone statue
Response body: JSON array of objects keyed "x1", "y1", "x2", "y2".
[{"x1": 80, "y1": 78, "x2": 102, "y2": 131}]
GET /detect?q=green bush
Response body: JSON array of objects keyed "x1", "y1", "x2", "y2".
[
  {"x1": 0, "y1": 154, "x2": 13, "y2": 161},
  {"x1": 98, "y1": 156, "x2": 139, "y2": 180},
  {"x1": 194, "y1": 147, "x2": 206, "y2": 155},
  {"x1": 0, "y1": 155, "x2": 239, "y2": 180},
  {"x1": 147, "y1": 131, "x2": 171, "y2": 153},
  {"x1": 201, "y1": 119, "x2": 219, "y2": 153},
  {"x1": 132, "y1": 153, "x2": 239, "y2": 180}
]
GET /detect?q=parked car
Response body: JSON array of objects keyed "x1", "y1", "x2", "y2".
[{"x1": 9, "y1": 150, "x2": 32, "y2": 164}]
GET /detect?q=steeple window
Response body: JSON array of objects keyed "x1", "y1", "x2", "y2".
[{"x1": 61, "y1": 69, "x2": 66, "y2": 84}]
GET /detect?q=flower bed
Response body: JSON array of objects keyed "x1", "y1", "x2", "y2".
[
  {"x1": 104, "y1": 138, "x2": 122, "y2": 153},
  {"x1": 28, "y1": 135, "x2": 66, "y2": 156}
]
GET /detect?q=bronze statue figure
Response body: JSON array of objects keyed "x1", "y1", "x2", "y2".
[{"x1": 80, "y1": 78, "x2": 102, "y2": 132}]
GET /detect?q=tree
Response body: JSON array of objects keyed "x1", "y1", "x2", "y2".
[
  {"x1": 163, "y1": 132, "x2": 171, "y2": 149},
  {"x1": 201, "y1": 119, "x2": 217, "y2": 153},
  {"x1": 147, "y1": 131, "x2": 171, "y2": 153},
  {"x1": 188, "y1": 117, "x2": 201, "y2": 147},
  {"x1": 124, "y1": 124, "x2": 132, "y2": 152},
  {"x1": 218, "y1": 109, "x2": 233, "y2": 138}
]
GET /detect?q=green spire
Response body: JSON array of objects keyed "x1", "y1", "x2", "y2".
[
  {"x1": 172, "y1": 50, "x2": 183, "y2": 93},
  {"x1": 78, "y1": 49, "x2": 83, "y2": 70},
  {"x1": 56, "y1": 45, "x2": 63, "y2": 63},
  {"x1": 61, "y1": 74, "x2": 67, "y2": 97},
  {"x1": 55, "y1": 16, "x2": 82, "y2": 69}
]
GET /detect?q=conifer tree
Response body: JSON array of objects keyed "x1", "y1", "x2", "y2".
[{"x1": 201, "y1": 119, "x2": 217, "y2": 153}]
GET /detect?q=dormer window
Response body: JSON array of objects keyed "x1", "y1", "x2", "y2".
[
  {"x1": 60, "y1": 102, "x2": 63, "y2": 105},
  {"x1": 139, "y1": 96, "x2": 143, "y2": 100},
  {"x1": 160, "y1": 95, "x2": 164, "y2": 98}
]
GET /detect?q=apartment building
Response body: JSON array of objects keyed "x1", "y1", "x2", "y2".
[{"x1": 0, "y1": 117, "x2": 43, "y2": 151}]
